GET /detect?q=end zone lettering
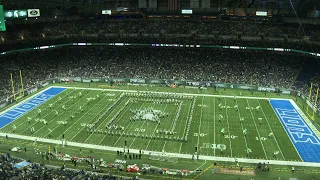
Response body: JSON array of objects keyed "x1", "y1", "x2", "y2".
[{"x1": 275, "y1": 108, "x2": 320, "y2": 144}]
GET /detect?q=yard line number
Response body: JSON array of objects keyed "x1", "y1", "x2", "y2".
[
  {"x1": 194, "y1": 133, "x2": 207, "y2": 137},
  {"x1": 256, "y1": 137, "x2": 267, "y2": 141},
  {"x1": 135, "y1": 128, "x2": 145, "y2": 132},
  {"x1": 224, "y1": 135, "x2": 238, "y2": 139}
]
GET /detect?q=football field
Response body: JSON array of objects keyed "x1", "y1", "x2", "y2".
[{"x1": 0, "y1": 86, "x2": 313, "y2": 162}]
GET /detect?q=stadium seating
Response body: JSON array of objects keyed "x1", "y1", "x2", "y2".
[
  {"x1": 0, "y1": 19, "x2": 319, "y2": 110},
  {"x1": 0, "y1": 153, "x2": 120, "y2": 179}
]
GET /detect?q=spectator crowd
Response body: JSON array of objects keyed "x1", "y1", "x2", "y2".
[
  {"x1": 0, "y1": 19, "x2": 319, "y2": 109},
  {"x1": 0, "y1": 153, "x2": 124, "y2": 180},
  {"x1": 0, "y1": 46, "x2": 308, "y2": 100},
  {"x1": 1, "y1": 19, "x2": 320, "y2": 42}
]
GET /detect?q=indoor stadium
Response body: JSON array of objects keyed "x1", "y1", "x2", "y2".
[{"x1": 0, "y1": 0, "x2": 320, "y2": 179}]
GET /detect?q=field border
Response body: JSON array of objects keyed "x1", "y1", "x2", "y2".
[
  {"x1": 0, "y1": 132, "x2": 320, "y2": 167},
  {"x1": 1, "y1": 86, "x2": 320, "y2": 168},
  {"x1": 51, "y1": 85, "x2": 289, "y2": 100}
]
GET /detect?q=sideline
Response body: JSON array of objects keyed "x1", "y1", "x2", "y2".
[
  {"x1": 1, "y1": 132, "x2": 320, "y2": 168},
  {"x1": 51, "y1": 86, "x2": 289, "y2": 100}
]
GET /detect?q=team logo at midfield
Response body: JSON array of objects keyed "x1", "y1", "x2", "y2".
[{"x1": 130, "y1": 108, "x2": 167, "y2": 123}]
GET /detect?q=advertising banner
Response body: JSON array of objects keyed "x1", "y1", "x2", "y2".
[
  {"x1": 82, "y1": 79, "x2": 91, "y2": 83},
  {"x1": 0, "y1": 5, "x2": 5, "y2": 31},
  {"x1": 4, "y1": 10, "x2": 27, "y2": 19},
  {"x1": 27, "y1": 9, "x2": 40, "y2": 17}
]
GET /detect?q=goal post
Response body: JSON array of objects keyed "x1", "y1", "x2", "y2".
[
  {"x1": 306, "y1": 83, "x2": 319, "y2": 120},
  {"x1": 10, "y1": 70, "x2": 25, "y2": 101},
  {"x1": 10, "y1": 73, "x2": 16, "y2": 100}
]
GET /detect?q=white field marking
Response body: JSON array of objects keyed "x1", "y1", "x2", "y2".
[
  {"x1": 245, "y1": 99, "x2": 267, "y2": 159},
  {"x1": 44, "y1": 91, "x2": 104, "y2": 138},
  {"x1": 128, "y1": 100, "x2": 165, "y2": 149},
  {"x1": 268, "y1": 99, "x2": 303, "y2": 161},
  {"x1": 170, "y1": 101, "x2": 183, "y2": 131},
  {"x1": 112, "y1": 102, "x2": 147, "y2": 146},
  {"x1": 224, "y1": 97, "x2": 233, "y2": 157},
  {"x1": 69, "y1": 93, "x2": 123, "y2": 142},
  {"x1": 5, "y1": 88, "x2": 71, "y2": 132},
  {"x1": 234, "y1": 99, "x2": 249, "y2": 151},
  {"x1": 257, "y1": 99, "x2": 285, "y2": 160},
  {"x1": 82, "y1": 93, "x2": 124, "y2": 143},
  {"x1": 21, "y1": 89, "x2": 84, "y2": 134},
  {"x1": 178, "y1": 98, "x2": 195, "y2": 154},
  {"x1": 128, "y1": 99, "x2": 154, "y2": 148},
  {"x1": 213, "y1": 97, "x2": 216, "y2": 156},
  {"x1": 194, "y1": 160, "x2": 207, "y2": 171},
  {"x1": 196, "y1": 97, "x2": 205, "y2": 150},
  {"x1": 145, "y1": 104, "x2": 169, "y2": 150},
  {"x1": 162, "y1": 141, "x2": 167, "y2": 151},
  {"x1": 30, "y1": 89, "x2": 88, "y2": 135},
  {"x1": 52, "y1": 86, "x2": 291, "y2": 100},
  {"x1": 0, "y1": 86, "x2": 52, "y2": 116},
  {"x1": 162, "y1": 100, "x2": 185, "y2": 151},
  {"x1": 290, "y1": 99, "x2": 320, "y2": 139},
  {"x1": 98, "y1": 99, "x2": 135, "y2": 146},
  {"x1": 2, "y1": 132, "x2": 318, "y2": 167}
]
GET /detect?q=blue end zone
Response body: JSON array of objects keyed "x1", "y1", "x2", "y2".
[
  {"x1": 0, "y1": 87, "x2": 66, "y2": 129},
  {"x1": 270, "y1": 99, "x2": 320, "y2": 163}
]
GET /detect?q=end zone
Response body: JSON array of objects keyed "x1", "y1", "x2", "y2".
[
  {"x1": 270, "y1": 99, "x2": 320, "y2": 163},
  {"x1": 0, "y1": 87, "x2": 66, "y2": 129}
]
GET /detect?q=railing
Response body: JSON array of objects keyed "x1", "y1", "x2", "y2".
[{"x1": 0, "y1": 42, "x2": 320, "y2": 58}]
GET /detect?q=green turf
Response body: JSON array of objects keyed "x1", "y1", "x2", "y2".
[
  {"x1": 1, "y1": 137, "x2": 319, "y2": 180},
  {"x1": 1, "y1": 83, "x2": 320, "y2": 179},
  {"x1": 0, "y1": 85, "x2": 301, "y2": 161}
]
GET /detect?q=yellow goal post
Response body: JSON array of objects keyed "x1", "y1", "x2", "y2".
[
  {"x1": 10, "y1": 70, "x2": 25, "y2": 101},
  {"x1": 306, "y1": 83, "x2": 319, "y2": 120}
]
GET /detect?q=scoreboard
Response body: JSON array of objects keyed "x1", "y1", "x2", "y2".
[{"x1": 0, "y1": 5, "x2": 5, "y2": 31}]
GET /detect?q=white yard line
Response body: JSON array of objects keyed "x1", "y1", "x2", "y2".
[
  {"x1": 257, "y1": 99, "x2": 285, "y2": 160},
  {"x1": 22, "y1": 89, "x2": 86, "y2": 135},
  {"x1": 169, "y1": 101, "x2": 183, "y2": 131},
  {"x1": 213, "y1": 97, "x2": 216, "y2": 156},
  {"x1": 7, "y1": 88, "x2": 72, "y2": 132},
  {"x1": 194, "y1": 160, "x2": 207, "y2": 171},
  {"x1": 145, "y1": 104, "x2": 168, "y2": 150},
  {"x1": 196, "y1": 97, "x2": 204, "y2": 150},
  {"x1": 82, "y1": 93, "x2": 123, "y2": 143},
  {"x1": 178, "y1": 98, "x2": 195, "y2": 154},
  {"x1": 235, "y1": 99, "x2": 249, "y2": 152},
  {"x1": 245, "y1": 99, "x2": 267, "y2": 159},
  {"x1": 46, "y1": 91, "x2": 105, "y2": 139},
  {"x1": 3, "y1": 132, "x2": 320, "y2": 167},
  {"x1": 53, "y1": 86, "x2": 289, "y2": 100},
  {"x1": 69, "y1": 94, "x2": 123, "y2": 141},
  {"x1": 162, "y1": 102, "x2": 182, "y2": 152},
  {"x1": 99, "y1": 101, "x2": 134, "y2": 146},
  {"x1": 224, "y1": 97, "x2": 233, "y2": 157},
  {"x1": 161, "y1": 141, "x2": 167, "y2": 152},
  {"x1": 128, "y1": 101, "x2": 157, "y2": 149},
  {"x1": 111, "y1": 102, "x2": 147, "y2": 146}
]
